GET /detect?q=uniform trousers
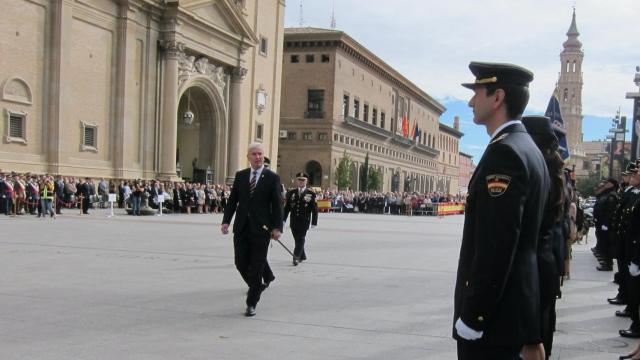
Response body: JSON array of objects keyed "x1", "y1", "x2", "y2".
[
  {"x1": 616, "y1": 257, "x2": 630, "y2": 302},
  {"x1": 457, "y1": 340, "x2": 520, "y2": 360},
  {"x1": 291, "y1": 227, "x2": 308, "y2": 261},
  {"x1": 627, "y1": 275, "x2": 640, "y2": 330},
  {"x1": 233, "y1": 219, "x2": 270, "y2": 307}
]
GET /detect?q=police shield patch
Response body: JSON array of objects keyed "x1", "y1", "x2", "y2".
[{"x1": 486, "y1": 174, "x2": 511, "y2": 197}]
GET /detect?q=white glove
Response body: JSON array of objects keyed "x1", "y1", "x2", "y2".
[
  {"x1": 455, "y1": 318, "x2": 483, "y2": 341},
  {"x1": 601, "y1": 225, "x2": 608, "y2": 231},
  {"x1": 629, "y1": 263, "x2": 640, "y2": 277},
  {"x1": 310, "y1": 225, "x2": 316, "y2": 229}
]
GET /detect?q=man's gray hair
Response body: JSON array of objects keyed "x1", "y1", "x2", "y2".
[{"x1": 247, "y1": 142, "x2": 264, "y2": 153}]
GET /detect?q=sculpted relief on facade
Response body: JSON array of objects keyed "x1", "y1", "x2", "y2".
[{"x1": 178, "y1": 52, "x2": 227, "y2": 97}]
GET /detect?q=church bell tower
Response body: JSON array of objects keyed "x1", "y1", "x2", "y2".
[{"x1": 558, "y1": 9, "x2": 584, "y2": 156}]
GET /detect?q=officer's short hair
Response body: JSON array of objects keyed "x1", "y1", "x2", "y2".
[{"x1": 485, "y1": 84, "x2": 530, "y2": 120}]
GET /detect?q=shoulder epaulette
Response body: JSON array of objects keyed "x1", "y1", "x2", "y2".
[{"x1": 489, "y1": 133, "x2": 508, "y2": 145}]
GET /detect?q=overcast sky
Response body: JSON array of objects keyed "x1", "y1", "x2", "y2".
[{"x1": 283, "y1": 0, "x2": 640, "y2": 158}]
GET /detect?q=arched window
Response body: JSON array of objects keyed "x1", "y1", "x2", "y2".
[
  {"x1": 565, "y1": 61, "x2": 570, "y2": 73},
  {"x1": 572, "y1": 60, "x2": 576, "y2": 72},
  {"x1": 563, "y1": 88, "x2": 568, "y2": 102}
]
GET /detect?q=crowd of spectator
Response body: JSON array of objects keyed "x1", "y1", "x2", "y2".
[
  {"x1": 316, "y1": 190, "x2": 465, "y2": 215},
  {"x1": 0, "y1": 170, "x2": 465, "y2": 218}
]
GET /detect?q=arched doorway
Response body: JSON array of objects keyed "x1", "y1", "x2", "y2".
[
  {"x1": 176, "y1": 86, "x2": 219, "y2": 183},
  {"x1": 305, "y1": 160, "x2": 322, "y2": 187}
]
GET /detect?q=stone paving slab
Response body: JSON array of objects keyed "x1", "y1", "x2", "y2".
[{"x1": 0, "y1": 210, "x2": 635, "y2": 359}]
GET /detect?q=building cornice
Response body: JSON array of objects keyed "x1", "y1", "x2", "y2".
[
  {"x1": 284, "y1": 28, "x2": 446, "y2": 114},
  {"x1": 342, "y1": 116, "x2": 439, "y2": 158},
  {"x1": 439, "y1": 123, "x2": 463, "y2": 138}
]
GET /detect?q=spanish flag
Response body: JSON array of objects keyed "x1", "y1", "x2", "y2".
[{"x1": 402, "y1": 116, "x2": 409, "y2": 137}]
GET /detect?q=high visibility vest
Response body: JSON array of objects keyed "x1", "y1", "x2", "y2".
[{"x1": 41, "y1": 183, "x2": 54, "y2": 200}]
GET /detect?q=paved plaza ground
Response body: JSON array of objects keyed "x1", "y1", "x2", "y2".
[{"x1": 0, "y1": 209, "x2": 634, "y2": 359}]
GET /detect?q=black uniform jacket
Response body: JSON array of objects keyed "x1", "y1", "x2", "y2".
[
  {"x1": 453, "y1": 122, "x2": 550, "y2": 346},
  {"x1": 283, "y1": 188, "x2": 318, "y2": 231},
  {"x1": 624, "y1": 188, "x2": 640, "y2": 264},
  {"x1": 223, "y1": 168, "x2": 283, "y2": 235}
]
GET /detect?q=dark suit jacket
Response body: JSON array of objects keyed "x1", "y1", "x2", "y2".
[
  {"x1": 283, "y1": 188, "x2": 318, "y2": 231},
  {"x1": 453, "y1": 122, "x2": 550, "y2": 346},
  {"x1": 223, "y1": 167, "x2": 283, "y2": 235}
]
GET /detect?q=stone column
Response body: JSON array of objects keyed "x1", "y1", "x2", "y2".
[
  {"x1": 47, "y1": 0, "x2": 73, "y2": 174},
  {"x1": 158, "y1": 40, "x2": 184, "y2": 180},
  {"x1": 226, "y1": 67, "x2": 247, "y2": 183}
]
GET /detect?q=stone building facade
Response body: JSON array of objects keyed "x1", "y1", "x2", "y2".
[
  {"x1": 458, "y1": 151, "x2": 474, "y2": 195},
  {"x1": 277, "y1": 28, "x2": 462, "y2": 194},
  {"x1": 1, "y1": 0, "x2": 285, "y2": 183}
]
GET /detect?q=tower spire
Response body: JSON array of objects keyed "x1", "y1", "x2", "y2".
[{"x1": 563, "y1": 7, "x2": 582, "y2": 50}]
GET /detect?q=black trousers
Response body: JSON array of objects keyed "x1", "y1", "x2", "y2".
[
  {"x1": 627, "y1": 275, "x2": 640, "y2": 330},
  {"x1": 457, "y1": 340, "x2": 520, "y2": 360},
  {"x1": 595, "y1": 229, "x2": 612, "y2": 262},
  {"x1": 291, "y1": 227, "x2": 308, "y2": 261},
  {"x1": 233, "y1": 220, "x2": 270, "y2": 307},
  {"x1": 617, "y1": 257, "x2": 629, "y2": 302},
  {"x1": 55, "y1": 195, "x2": 63, "y2": 214},
  {"x1": 82, "y1": 197, "x2": 90, "y2": 214}
]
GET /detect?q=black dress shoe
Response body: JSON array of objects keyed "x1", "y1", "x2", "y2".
[
  {"x1": 245, "y1": 306, "x2": 256, "y2": 317},
  {"x1": 616, "y1": 309, "x2": 631, "y2": 317},
  {"x1": 619, "y1": 329, "x2": 640, "y2": 338},
  {"x1": 597, "y1": 264, "x2": 613, "y2": 271},
  {"x1": 619, "y1": 353, "x2": 638, "y2": 360},
  {"x1": 263, "y1": 275, "x2": 275, "y2": 288},
  {"x1": 609, "y1": 297, "x2": 627, "y2": 305},
  {"x1": 293, "y1": 259, "x2": 298, "y2": 266}
]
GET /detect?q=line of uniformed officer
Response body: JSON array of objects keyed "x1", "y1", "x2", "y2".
[
  {"x1": 283, "y1": 172, "x2": 318, "y2": 266},
  {"x1": 607, "y1": 160, "x2": 640, "y2": 340}
]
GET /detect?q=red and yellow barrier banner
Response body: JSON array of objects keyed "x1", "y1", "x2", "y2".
[
  {"x1": 317, "y1": 199, "x2": 331, "y2": 212},
  {"x1": 436, "y1": 202, "x2": 465, "y2": 216}
]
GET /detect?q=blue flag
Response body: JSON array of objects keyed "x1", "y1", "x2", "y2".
[{"x1": 545, "y1": 90, "x2": 570, "y2": 162}]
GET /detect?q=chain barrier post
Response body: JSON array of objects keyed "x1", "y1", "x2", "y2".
[
  {"x1": 157, "y1": 194, "x2": 165, "y2": 216},
  {"x1": 107, "y1": 193, "x2": 116, "y2": 218}
]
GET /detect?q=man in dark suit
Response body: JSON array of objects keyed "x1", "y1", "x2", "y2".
[
  {"x1": 76, "y1": 178, "x2": 91, "y2": 214},
  {"x1": 54, "y1": 175, "x2": 65, "y2": 214},
  {"x1": 453, "y1": 62, "x2": 550, "y2": 360},
  {"x1": 221, "y1": 143, "x2": 283, "y2": 317},
  {"x1": 283, "y1": 172, "x2": 318, "y2": 265}
]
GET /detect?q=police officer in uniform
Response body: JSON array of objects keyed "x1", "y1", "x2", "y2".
[
  {"x1": 593, "y1": 178, "x2": 620, "y2": 271},
  {"x1": 453, "y1": 62, "x2": 549, "y2": 360},
  {"x1": 607, "y1": 163, "x2": 637, "y2": 308},
  {"x1": 620, "y1": 161, "x2": 640, "y2": 338},
  {"x1": 283, "y1": 172, "x2": 318, "y2": 266}
]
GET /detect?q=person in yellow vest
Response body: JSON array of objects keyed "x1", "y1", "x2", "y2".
[{"x1": 39, "y1": 176, "x2": 55, "y2": 219}]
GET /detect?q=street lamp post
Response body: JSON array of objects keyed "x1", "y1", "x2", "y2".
[{"x1": 626, "y1": 66, "x2": 640, "y2": 163}]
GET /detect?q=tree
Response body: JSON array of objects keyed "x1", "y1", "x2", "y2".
[
  {"x1": 367, "y1": 166, "x2": 382, "y2": 192},
  {"x1": 335, "y1": 150, "x2": 352, "y2": 190},
  {"x1": 575, "y1": 172, "x2": 602, "y2": 198},
  {"x1": 360, "y1": 152, "x2": 369, "y2": 191}
]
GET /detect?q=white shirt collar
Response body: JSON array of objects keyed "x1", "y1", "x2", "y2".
[
  {"x1": 250, "y1": 165, "x2": 265, "y2": 183},
  {"x1": 490, "y1": 120, "x2": 522, "y2": 141}
]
